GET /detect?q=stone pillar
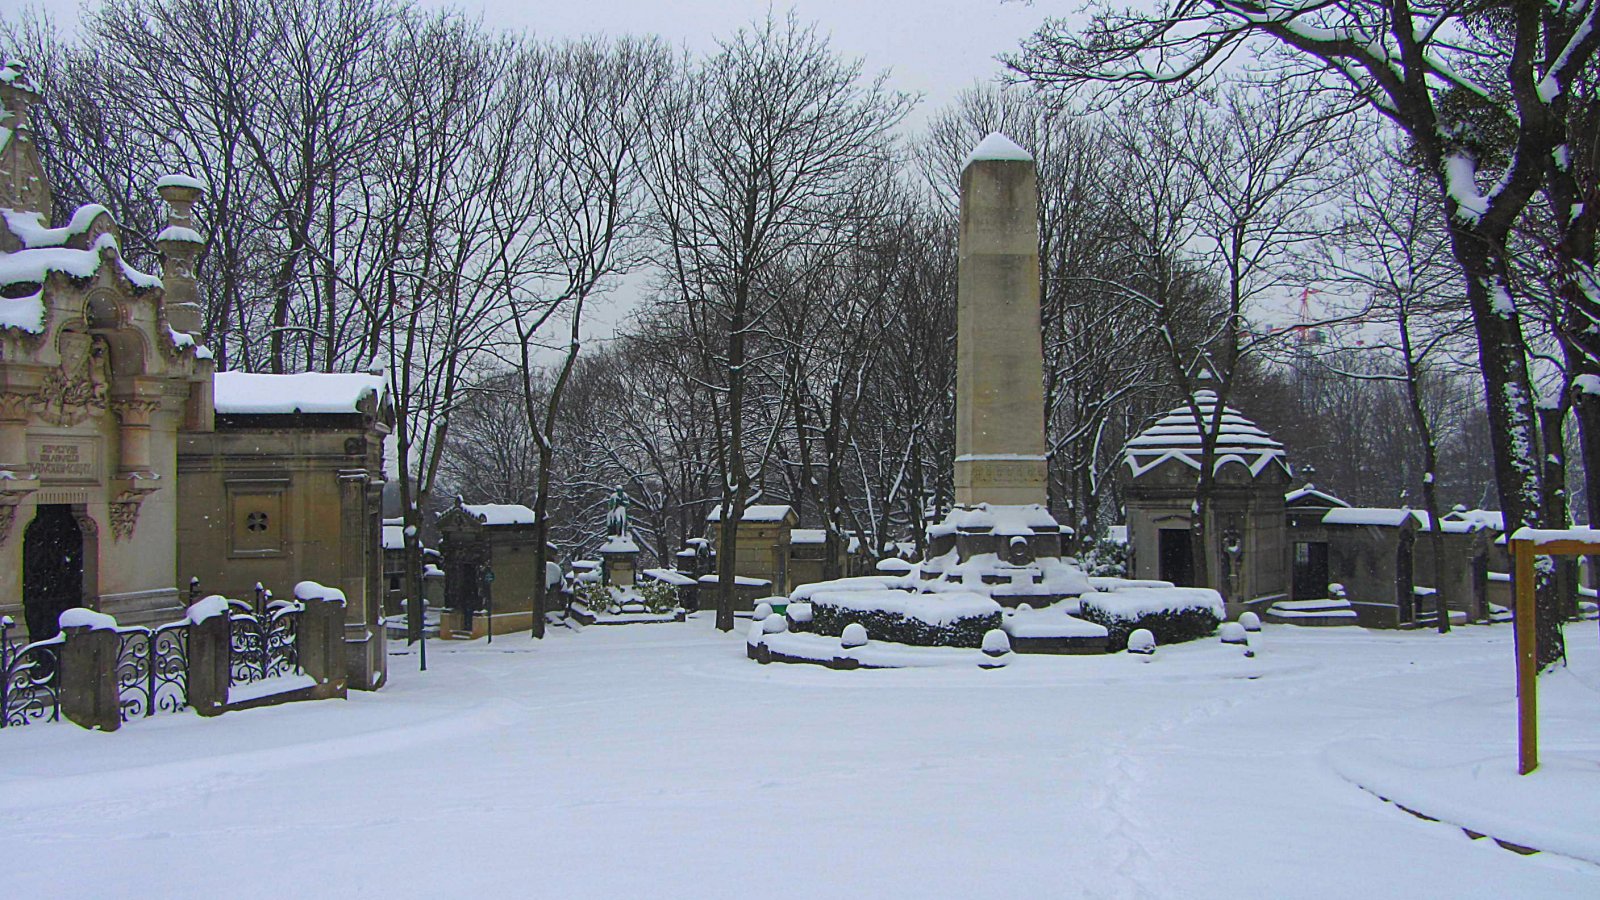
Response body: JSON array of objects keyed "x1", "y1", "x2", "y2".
[
  {"x1": 337, "y1": 470, "x2": 376, "y2": 688},
  {"x1": 298, "y1": 593, "x2": 349, "y2": 701},
  {"x1": 0, "y1": 393, "x2": 39, "y2": 546},
  {"x1": 111, "y1": 398, "x2": 160, "y2": 474},
  {"x1": 0, "y1": 392, "x2": 28, "y2": 469},
  {"x1": 953, "y1": 134, "x2": 1048, "y2": 508},
  {"x1": 156, "y1": 176, "x2": 207, "y2": 336},
  {"x1": 59, "y1": 621, "x2": 121, "y2": 731},
  {"x1": 185, "y1": 609, "x2": 231, "y2": 717}
]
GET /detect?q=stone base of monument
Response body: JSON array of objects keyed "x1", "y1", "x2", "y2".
[{"x1": 1001, "y1": 603, "x2": 1110, "y2": 654}]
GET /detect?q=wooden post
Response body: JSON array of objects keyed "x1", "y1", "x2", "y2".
[{"x1": 1512, "y1": 539, "x2": 1538, "y2": 775}]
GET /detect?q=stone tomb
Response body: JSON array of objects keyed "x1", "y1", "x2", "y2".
[
  {"x1": 436, "y1": 500, "x2": 545, "y2": 639},
  {"x1": 1, "y1": 64, "x2": 387, "y2": 691},
  {"x1": 1, "y1": 65, "x2": 212, "y2": 638}
]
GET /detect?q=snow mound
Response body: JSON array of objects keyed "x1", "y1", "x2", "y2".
[{"x1": 58, "y1": 607, "x2": 117, "y2": 630}]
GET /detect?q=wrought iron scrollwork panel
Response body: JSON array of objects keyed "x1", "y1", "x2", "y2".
[
  {"x1": 149, "y1": 624, "x2": 189, "y2": 715},
  {"x1": 119, "y1": 623, "x2": 190, "y2": 721},
  {"x1": 266, "y1": 605, "x2": 301, "y2": 678},
  {"x1": 229, "y1": 613, "x2": 266, "y2": 685},
  {"x1": 117, "y1": 628, "x2": 153, "y2": 721},
  {"x1": 1, "y1": 634, "x2": 63, "y2": 728},
  {"x1": 230, "y1": 598, "x2": 302, "y2": 687}
]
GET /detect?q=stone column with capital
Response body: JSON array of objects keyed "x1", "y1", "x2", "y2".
[{"x1": 953, "y1": 133, "x2": 1049, "y2": 508}]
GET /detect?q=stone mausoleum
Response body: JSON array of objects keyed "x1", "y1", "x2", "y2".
[
  {"x1": 1120, "y1": 391, "x2": 1497, "y2": 629},
  {"x1": 0, "y1": 63, "x2": 387, "y2": 688},
  {"x1": 1120, "y1": 391, "x2": 1292, "y2": 618}
]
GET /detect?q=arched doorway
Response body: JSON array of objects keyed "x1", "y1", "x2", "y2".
[{"x1": 23, "y1": 504, "x2": 85, "y2": 641}]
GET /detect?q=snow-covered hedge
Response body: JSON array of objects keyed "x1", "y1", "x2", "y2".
[
  {"x1": 1077, "y1": 587, "x2": 1223, "y2": 651},
  {"x1": 807, "y1": 588, "x2": 1001, "y2": 649}
]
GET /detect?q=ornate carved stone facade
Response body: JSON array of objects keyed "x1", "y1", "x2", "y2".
[{"x1": 1, "y1": 62, "x2": 388, "y2": 690}]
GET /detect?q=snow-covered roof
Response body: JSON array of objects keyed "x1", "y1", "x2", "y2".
[
  {"x1": 1444, "y1": 509, "x2": 1505, "y2": 532},
  {"x1": 790, "y1": 528, "x2": 826, "y2": 545},
  {"x1": 1509, "y1": 526, "x2": 1600, "y2": 545},
  {"x1": 705, "y1": 503, "x2": 795, "y2": 524},
  {"x1": 1285, "y1": 484, "x2": 1350, "y2": 508},
  {"x1": 456, "y1": 503, "x2": 536, "y2": 526},
  {"x1": 1323, "y1": 507, "x2": 1481, "y2": 533},
  {"x1": 1323, "y1": 507, "x2": 1414, "y2": 528},
  {"x1": 962, "y1": 132, "x2": 1032, "y2": 169},
  {"x1": 213, "y1": 371, "x2": 387, "y2": 415},
  {"x1": 1, "y1": 209, "x2": 164, "y2": 335},
  {"x1": 1123, "y1": 391, "x2": 1289, "y2": 480}
]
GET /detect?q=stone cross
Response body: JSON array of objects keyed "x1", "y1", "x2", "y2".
[{"x1": 953, "y1": 133, "x2": 1048, "y2": 507}]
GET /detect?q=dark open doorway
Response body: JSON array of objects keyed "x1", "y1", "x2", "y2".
[
  {"x1": 1158, "y1": 528, "x2": 1194, "y2": 587},
  {"x1": 1292, "y1": 541, "x2": 1329, "y2": 600},
  {"x1": 23, "y1": 504, "x2": 85, "y2": 641}
]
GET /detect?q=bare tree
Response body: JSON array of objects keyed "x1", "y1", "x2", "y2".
[
  {"x1": 640, "y1": 13, "x2": 912, "y2": 630},
  {"x1": 1010, "y1": 0, "x2": 1600, "y2": 666}
]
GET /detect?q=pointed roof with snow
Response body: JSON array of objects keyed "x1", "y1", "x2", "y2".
[{"x1": 1123, "y1": 391, "x2": 1290, "y2": 481}]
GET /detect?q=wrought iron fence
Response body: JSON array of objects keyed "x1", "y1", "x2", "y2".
[
  {"x1": 1, "y1": 617, "x2": 62, "y2": 729},
  {"x1": 115, "y1": 622, "x2": 190, "y2": 722},
  {"x1": 228, "y1": 595, "x2": 303, "y2": 687}
]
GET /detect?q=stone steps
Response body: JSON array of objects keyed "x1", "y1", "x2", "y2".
[{"x1": 1264, "y1": 597, "x2": 1359, "y2": 627}]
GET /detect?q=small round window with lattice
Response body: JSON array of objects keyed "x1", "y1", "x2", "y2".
[{"x1": 246, "y1": 511, "x2": 269, "y2": 532}]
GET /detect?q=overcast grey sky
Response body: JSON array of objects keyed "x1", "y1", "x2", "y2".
[
  {"x1": 27, "y1": 0, "x2": 1062, "y2": 339},
  {"x1": 36, "y1": 0, "x2": 1056, "y2": 117}
]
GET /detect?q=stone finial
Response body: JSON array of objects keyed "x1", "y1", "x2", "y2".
[
  {"x1": 155, "y1": 174, "x2": 208, "y2": 335},
  {"x1": 0, "y1": 59, "x2": 53, "y2": 214}
]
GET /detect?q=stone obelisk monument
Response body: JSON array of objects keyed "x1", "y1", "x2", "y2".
[
  {"x1": 926, "y1": 134, "x2": 1088, "y2": 627},
  {"x1": 953, "y1": 133, "x2": 1049, "y2": 508}
]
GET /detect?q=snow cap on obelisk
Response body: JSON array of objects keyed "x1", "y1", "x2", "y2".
[
  {"x1": 961, "y1": 132, "x2": 1033, "y2": 170},
  {"x1": 953, "y1": 131, "x2": 1048, "y2": 507}
]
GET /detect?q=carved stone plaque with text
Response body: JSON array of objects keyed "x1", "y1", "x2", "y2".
[{"x1": 27, "y1": 435, "x2": 102, "y2": 485}]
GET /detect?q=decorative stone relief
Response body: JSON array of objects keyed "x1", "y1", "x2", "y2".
[
  {"x1": 109, "y1": 489, "x2": 144, "y2": 541},
  {"x1": 30, "y1": 332, "x2": 109, "y2": 427}
]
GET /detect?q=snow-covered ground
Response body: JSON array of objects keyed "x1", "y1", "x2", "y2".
[{"x1": 2, "y1": 620, "x2": 1597, "y2": 898}]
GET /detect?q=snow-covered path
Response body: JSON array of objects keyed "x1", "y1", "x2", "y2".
[{"x1": 1, "y1": 620, "x2": 1596, "y2": 898}]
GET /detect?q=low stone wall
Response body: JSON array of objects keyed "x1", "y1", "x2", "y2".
[{"x1": 0, "y1": 585, "x2": 348, "y2": 733}]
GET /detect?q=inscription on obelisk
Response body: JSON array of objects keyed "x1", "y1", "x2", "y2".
[{"x1": 953, "y1": 133, "x2": 1048, "y2": 507}]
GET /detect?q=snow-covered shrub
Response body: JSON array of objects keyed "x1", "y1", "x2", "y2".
[
  {"x1": 575, "y1": 582, "x2": 613, "y2": 614},
  {"x1": 753, "y1": 601, "x2": 774, "y2": 621},
  {"x1": 1219, "y1": 622, "x2": 1247, "y2": 645},
  {"x1": 809, "y1": 589, "x2": 1001, "y2": 649},
  {"x1": 840, "y1": 623, "x2": 869, "y2": 649},
  {"x1": 981, "y1": 628, "x2": 1011, "y2": 657},
  {"x1": 1080, "y1": 536, "x2": 1129, "y2": 578},
  {"x1": 1127, "y1": 628, "x2": 1156, "y2": 655},
  {"x1": 1077, "y1": 587, "x2": 1223, "y2": 652},
  {"x1": 635, "y1": 578, "x2": 679, "y2": 614},
  {"x1": 1239, "y1": 611, "x2": 1262, "y2": 632},
  {"x1": 786, "y1": 601, "x2": 813, "y2": 630},
  {"x1": 761, "y1": 613, "x2": 788, "y2": 634}
]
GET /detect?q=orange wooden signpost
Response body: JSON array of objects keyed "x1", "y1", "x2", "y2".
[{"x1": 1508, "y1": 530, "x2": 1600, "y2": 775}]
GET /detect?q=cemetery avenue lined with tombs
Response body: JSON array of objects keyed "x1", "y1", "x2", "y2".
[{"x1": 3, "y1": 4, "x2": 1600, "y2": 896}]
